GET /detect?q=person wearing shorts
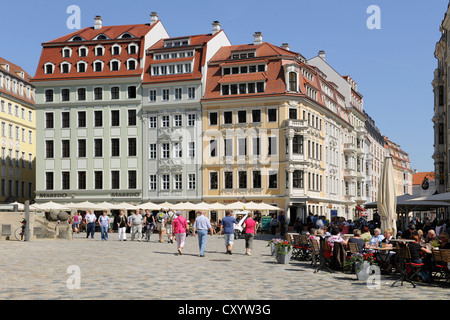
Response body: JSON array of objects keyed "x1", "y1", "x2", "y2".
[{"x1": 220, "y1": 211, "x2": 238, "y2": 255}]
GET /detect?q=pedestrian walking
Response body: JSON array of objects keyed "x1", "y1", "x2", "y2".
[
  {"x1": 72, "y1": 212, "x2": 80, "y2": 233},
  {"x1": 98, "y1": 211, "x2": 110, "y2": 241},
  {"x1": 129, "y1": 210, "x2": 143, "y2": 242},
  {"x1": 144, "y1": 209, "x2": 155, "y2": 242},
  {"x1": 243, "y1": 212, "x2": 257, "y2": 256},
  {"x1": 220, "y1": 211, "x2": 238, "y2": 255},
  {"x1": 156, "y1": 208, "x2": 167, "y2": 243},
  {"x1": 193, "y1": 211, "x2": 214, "y2": 257},
  {"x1": 85, "y1": 210, "x2": 97, "y2": 239},
  {"x1": 278, "y1": 211, "x2": 287, "y2": 240},
  {"x1": 116, "y1": 210, "x2": 128, "y2": 241},
  {"x1": 165, "y1": 209, "x2": 176, "y2": 244},
  {"x1": 172, "y1": 211, "x2": 188, "y2": 255}
]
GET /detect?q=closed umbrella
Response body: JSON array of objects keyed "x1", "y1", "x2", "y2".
[{"x1": 377, "y1": 157, "x2": 397, "y2": 234}]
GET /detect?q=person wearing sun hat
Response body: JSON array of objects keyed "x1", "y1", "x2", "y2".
[{"x1": 172, "y1": 211, "x2": 188, "y2": 255}]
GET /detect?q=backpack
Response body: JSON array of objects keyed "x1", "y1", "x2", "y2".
[{"x1": 166, "y1": 212, "x2": 174, "y2": 225}]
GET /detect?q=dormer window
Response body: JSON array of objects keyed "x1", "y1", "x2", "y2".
[
  {"x1": 95, "y1": 45, "x2": 105, "y2": 56},
  {"x1": 231, "y1": 51, "x2": 256, "y2": 59},
  {"x1": 79, "y1": 46, "x2": 88, "y2": 57},
  {"x1": 94, "y1": 60, "x2": 104, "y2": 72},
  {"x1": 111, "y1": 44, "x2": 121, "y2": 56},
  {"x1": 44, "y1": 63, "x2": 55, "y2": 74},
  {"x1": 62, "y1": 47, "x2": 72, "y2": 58},
  {"x1": 77, "y1": 61, "x2": 88, "y2": 73},
  {"x1": 96, "y1": 34, "x2": 108, "y2": 40},
  {"x1": 164, "y1": 38, "x2": 190, "y2": 48},
  {"x1": 284, "y1": 64, "x2": 299, "y2": 92},
  {"x1": 119, "y1": 33, "x2": 133, "y2": 39},
  {"x1": 128, "y1": 43, "x2": 138, "y2": 55},
  {"x1": 110, "y1": 59, "x2": 121, "y2": 71},
  {"x1": 127, "y1": 59, "x2": 137, "y2": 71},
  {"x1": 71, "y1": 36, "x2": 84, "y2": 42},
  {"x1": 60, "y1": 62, "x2": 71, "y2": 74}
]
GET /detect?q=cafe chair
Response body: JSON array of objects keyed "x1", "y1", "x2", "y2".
[
  {"x1": 310, "y1": 239, "x2": 320, "y2": 268},
  {"x1": 291, "y1": 235, "x2": 303, "y2": 260},
  {"x1": 391, "y1": 244, "x2": 422, "y2": 288},
  {"x1": 432, "y1": 249, "x2": 450, "y2": 284}
]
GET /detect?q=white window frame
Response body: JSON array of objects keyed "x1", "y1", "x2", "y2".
[{"x1": 44, "y1": 62, "x2": 55, "y2": 74}]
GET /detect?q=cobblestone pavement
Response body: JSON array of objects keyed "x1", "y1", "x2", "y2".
[{"x1": 0, "y1": 232, "x2": 449, "y2": 300}]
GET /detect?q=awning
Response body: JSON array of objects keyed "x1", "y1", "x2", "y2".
[{"x1": 356, "y1": 205, "x2": 367, "y2": 212}]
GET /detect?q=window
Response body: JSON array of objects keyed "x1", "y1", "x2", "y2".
[
  {"x1": 46, "y1": 172, "x2": 54, "y2": 190},
  {"x1": 128, "y1": 44, "x2": 137, "y2": 55},
  {"x1": 45, "y1": 64, "x2": 54, "y2": 74},
  {"x1": 188, "y1": 87, "x2": 195, "y2": 99},
  {"x1": 128, "y1": 86, "x2": 137, "y2": 99},
  {"x1": 45, "y1": 89, "x2": 54, "y2": 102},
  {"x1": 161, "y1": 115, "x2": 169, "y2": 127},
  {"x1": 252, "y1": 137, "x2": 261, "y2": 156},
  {"x1": 175, "y1": 88, "x2": 182, "y2": 100},
  {"x1": 94, "y1": 111, "x2": 103, "y2": 127},
  {"x1": 210, "y1": 172, "x2": 218, "y2": 190},
  {"x1": 94, "y1": 139, "x2": 103, "y2": 157},
  {"x1": 112, "y1": 45, "x2": 121, "y2": 56},
  {"x1": 149, "y1": 144, "x2": 156, "y2": 159},
  {"x1": 95, "y1": 46, "x2": 104, "y2": 56},
  {"x1": 128, "y1": 171, "x2": 137, "y2": 189},
  {"x1": 268, "y1": 137, "x2": 277, "y2": 156},
  {"x1": 94, "y1": 87, "x2": 103, "y2": 100},
  {"x1": 173, "y1": 142, "x2": 182, "y2": 158},
  {"x1": 79, "y1": 48, "x2": 87, "y2": 57},
  {"x1": 256, "y1": 82, "x2": 265, "y2": 93},
  {"x1": 62, "y1": 172, "x2": 70, "y2": 190},
  {"x1": 293, "y1": 170, "x2": 304, "y2": 188},
  {"x1": 78, "y1": 139, "x2": 86, "y2": 158},
  {"x1": 293, "y1": 135, "x2": 303, "y2": 154},
  {"x1": 224, "y1": 138, "x2": 233, "y2": 157},
  {"x1": 61, "y1": 63, "x2": 70, "y2": 74},
  {"x1": 111, "y1": 61, "x2": 120, "y2": 71},
  {"x1": 45, "y1": 141, "x2": 54, "y2": 158},
  {"x1": 127, "y1": 60, "x2": 137, "y2": 70},
  {"x1": 289, "y1": 72, "x2": 297, "y2": 91},
  {"x1": 238, "y1": 138, "x2": 247, "y2": 156},
  {"x1": 128, "y1": 110, "x2": 137, "y2": 126},
  {"x1": 62, "y1": 112, "x2": 70, "y2": 128},
  {"x1": 77, "y1": 88, "x2": 86, "y2": 101},
  {"x1": 162, "y1": 89, "x2": 169, "y2": 101},
  {"x1": 188, "y1": 114, "x2": 195, "y2": 126},
  {"x1": 162, "y1": 143, "x2": 170, "y2": 158},
  {"x1": 269, "y1": 171, "x2": 278, "y2": 189},
  {"x1": 252, "y1": 109, "x2": 261, "y2": 123},
  {"x1": 61, "y1": 89, "x2": 70, "y2": 102},
  {"x1": 162, "y1": 175, "x2": 170, "y2": 190},
  {"x1": 239, "y1": 171, "x2": 247, "y2": 189},
  {"x1": 94, "y1": 61, "x2": 103, "y2": 72},
  {"x1": 188, "y1": 174, "x2": 196, "y2": 190},
  {"x1": 174, "y1": 114, "x2": 182, "y2": 127},
  {"x1": 189, "y1": 142, "x2": 195, "y2": 158},
  {"x1": 174, "y1": 174, "x2": 182, "y2": 190},
  {"x1": 110, "y1": 110, "x2": 120, "y2": 127},
  {"x1": 149, "y1": 175, "x2": 157, "y2": 191},
  {"x1": 62, "y1": 140, "x2": 70, "y2": 158},
  {"x1": 224, "y1": 172, "x2": 233, "y2": 189},
  {"x1": 45, "y1": 113, "x2": 54, "y2": 129},
  {"x1": 253, "y1": 171, "x2": 262, "y2": 188},
  {"x1": 78, "y1": 172, "x2": 86, "y2": 190},
  {"x1": 209, "y1": 112, "x2": 218, "y2": 126},
  {"x1": 78, "y1": 111, "x2": 86, "y2": 127},
  {"x1": 111, "y1": 171, "x2": 120, "y2": 189},
  {"x1": 224, "y1": 111, "x2": 233, "y2": 124},
  {"x1": 289, "y1": 108, "x2": 297, "y2": 120},
  {"x1": 149, "y1": 116, "x2": 157, "y2": 128},
  {"x1": 149, "y1": 90, "x2": 156, "y2": 102},
  {"x1": 111, "y1": 87, "x2": 120, "y2": 100},
  {"x1": 77, "y1": 62, "x2": 87, "y2": 73},
  {"x1": 111, "y1": 139, "x2": 120, "y2": 157},
  {"x1": 128, "y1": 138, "x2": 137, "y2": 156},
  {"x1": 63, "y1": 48, "x2": 71, "y2": 58},
  {"x1": 94, "y1": 171, "x2": 103, "y2": 189},
  {"x1": 210, "y1": 139, "x2": 217, "y2": 157}
]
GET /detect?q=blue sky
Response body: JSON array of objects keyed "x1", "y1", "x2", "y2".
[{"x1": 1, "y1": 0, "x2": 447, "y2": 172}]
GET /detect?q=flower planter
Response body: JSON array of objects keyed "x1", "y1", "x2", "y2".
[
  {"x1": 270, "y1": 243, "x2": 278, "y2": 256},
  {"x1": 276, "y1": 247, "x2": 292, "y2": 264}
]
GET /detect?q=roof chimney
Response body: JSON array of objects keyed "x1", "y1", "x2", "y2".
[
  {"x1": 212, "y1": 21, "x2": 221, "y2": 35},
  {"x1": 318, "y1": 50, "x2": 326, "y2": 61},
  {"x1": 94, "y1": 16, "x2": 103, "y2": 30},
  {"x1": 150, "y1": 12, "x2": 159, "y2": 25},
  {"x1": 253, "y1": 32, "x2": 263, "y2": 45},
  {"x1": 281, "y1": 43, "x2": 290, "y2": 51}
]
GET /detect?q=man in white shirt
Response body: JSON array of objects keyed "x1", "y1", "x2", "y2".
[
  {"x1": 129, "y1": 210, "x2": 143, "y2": 242},
  {"x1": 85, "y1": 210, "x2": 97, "y2": 239}
]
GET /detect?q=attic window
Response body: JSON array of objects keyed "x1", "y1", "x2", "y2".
[
  {"x1": 72, "y1": 36, "x2": 83, "y2": 42},
  {"x1": 97, "y1": 35, "x2": 107, "y2": 40},
  {"x1": 120, "y1": 33, "x2": 132, "y2": 39},
  {"x1": 231, "y1": 51, "x2": 256, "y2": 59}
]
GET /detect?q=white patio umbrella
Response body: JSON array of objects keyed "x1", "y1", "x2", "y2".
[
  {"x1": 66, "y1": 201, "x2": 103, "y2": 211},
  {"x1": 158, "y1": 202, "x2": 174, "y2": 210},
  {"x1": 114, "y1": 202, "x2": 138, "y2": 210},
  {"x1": 10, "y1": 201, "x2": 25, "y2": 211},
  {"x1": 224, "y1": 201, "x2": 248, "y2": 210},
  {"x1": 136, "y1": 201, "x2": 161, "y2": 210},
  {"x1": 194, "y1": 202, "x2": 215, "y2": 211},
  {"x1": 252, "y1": 202, "x2": 282, "y2": 211},
  {"x1": 378, "y1": 157, "x2": 397, "y2": 234},
  {"x1": 208, "y1": 202, "x2": 228, "y2": 211},
  {"x1": 171, "y1": 202, "x2": 198, "y2": 210},
  {"x1": 38, "y1": 201, "x2": 70, "y2": 211}
]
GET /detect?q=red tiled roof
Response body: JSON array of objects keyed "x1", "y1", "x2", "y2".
[
  {"x1": 218, "y1": 72, "x2": 267, "y2": 84},
  {"x1": 412, "y1": 172, "x2": 435, "y2": 185},
  {"x1": 33, "y1": 23, "x2": 161, "y2": 82},
  {"x1": 0, "y1": 57, "x2": 35, "y2": 105}
]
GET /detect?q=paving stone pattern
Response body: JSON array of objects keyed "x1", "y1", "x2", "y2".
[{"x1": 0, "y1": 232, "x2": 449, "y2": 300}]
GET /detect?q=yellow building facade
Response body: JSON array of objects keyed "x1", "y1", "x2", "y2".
[{"x1": 0, "y1": 58, "x2": 36, "y2": 203}]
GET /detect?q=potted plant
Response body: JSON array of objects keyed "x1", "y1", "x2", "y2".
[
  {"x1": 275, "y1": 241, "x2": 293, "y2": 264},
  {"x1": 343, "y1": 252, "x2": 377, "y2": 281},
  {"x1": 267, "y1": 238, "x2": 283, "y2": 256}
]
